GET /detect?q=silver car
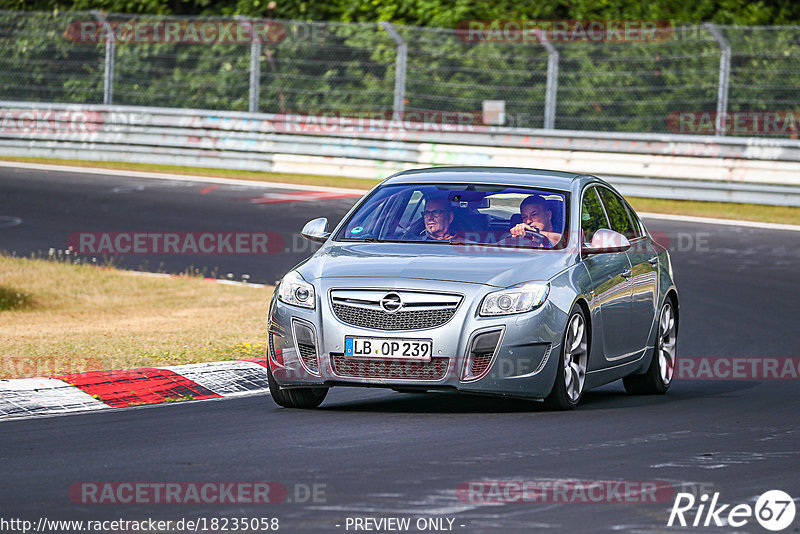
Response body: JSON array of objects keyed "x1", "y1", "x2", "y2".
[{"x1": 266, "y1": 167, "x2": 679, "y2": 410}]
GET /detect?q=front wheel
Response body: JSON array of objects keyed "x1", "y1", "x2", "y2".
[
  {"x1": 623, "y1": 299, "x2": 677, "y2": 395},
  {"x1": 544, "y1": 305, "x2": 589, "y2": 410},
  {"x1": 266, "y1": 363, "x2": 328, "y2": 409}
]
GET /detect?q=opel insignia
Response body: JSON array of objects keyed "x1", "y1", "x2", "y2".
[{"x1": 266, "y1": 167, "x2": 679, "y2": 410}]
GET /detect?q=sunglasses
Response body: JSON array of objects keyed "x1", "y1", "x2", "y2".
[{"x1": 423, "y1": 209, "x2": 449, "y2": 218}]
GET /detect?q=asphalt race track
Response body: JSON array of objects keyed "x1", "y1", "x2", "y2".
[{"x1": 1, "y1": 165, "x2": 799, "y2": 533}]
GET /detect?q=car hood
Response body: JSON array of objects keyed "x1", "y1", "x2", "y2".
[{"x1": 297, "y1": 242, "x2": 574, "y2": 288}]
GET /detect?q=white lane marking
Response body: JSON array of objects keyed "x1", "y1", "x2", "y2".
[
  {"x1": 308, "y1": 490, "x2": 488, "y2": 517},
  {"x1": 0, "y1": 160, "x2": 369, "y2": 194},
  {"x1": 640, "y1": 212, "x2": 800, "y2": 232},
  {"x1": 111, "y1": 185, "x2": 146, "y2": 193},
  {"x1": 0, "y1": 216, "x2": 22, "y2": 229},
  {"x1": 651, "y1": 451, "x2": 800, "y2": 469}
]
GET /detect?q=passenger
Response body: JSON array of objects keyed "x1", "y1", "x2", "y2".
[
  {"x1": 421, "y1": 196, "x2": 456, "y2": 240},
  {"x1": 510, "y1": 195, "x2": 562, "y2": 246}
]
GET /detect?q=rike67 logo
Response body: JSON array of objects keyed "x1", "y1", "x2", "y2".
[{"x1": 668, "y1": 490, "x2": 796, "y2": 531}]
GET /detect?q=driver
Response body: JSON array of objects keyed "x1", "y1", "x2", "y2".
[
  {"x1": 421, "y1": 195, "x2": 456, "y2": 241},
  {"x1": 510, "y1": 195, "x2": 562, "y2": 246}
]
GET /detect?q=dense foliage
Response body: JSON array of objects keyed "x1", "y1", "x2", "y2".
[
  {"x1": 2, "y1": 0, "x2": 799, "y2": 25},
  {"x1": 1, "y1": 2, "x2": 798, "y2": 135}
]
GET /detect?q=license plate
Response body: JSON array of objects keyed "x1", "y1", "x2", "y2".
[{"x1": 344, "y1": 337, "x2": 432, "y2": 360}]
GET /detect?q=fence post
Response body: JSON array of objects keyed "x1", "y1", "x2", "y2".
[
  {"x1": 380, "y1": 22, "x2": 407, "y2": 119},
  {"x1": 538, "y1": 33, "x2": 559, "y2": 130},
  {"x1": 91, "y1": 10, "x2": 115, "y2": 105},
  {"x1": 706, "y1": 23, "x2": 731, "y2": 136},
  {"x1": 236, "y1": 16, "x2": 261, "y2": 113}
]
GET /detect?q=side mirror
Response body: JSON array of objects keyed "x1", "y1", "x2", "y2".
[
  {"x1": 582, "y1": 229, "x2": 631, "y2": 254},
  {"x1": 301, "y1": 217, "x2": 330, "y2": 243}
]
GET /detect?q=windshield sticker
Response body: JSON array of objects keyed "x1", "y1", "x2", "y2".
[{"x1": 351, "y1": 226, "x2": 364, "y2": 233}]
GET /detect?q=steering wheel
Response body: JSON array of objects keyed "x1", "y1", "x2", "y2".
[
  {"x1": 499, "y1": 228, "x2": 551, "y2": 248},
  {"x1": 397, "y1": 220, "x2": 424, "y2": 240}
]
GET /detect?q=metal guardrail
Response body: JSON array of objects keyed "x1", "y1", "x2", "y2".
[{"x1": 2, "y1": 101, "x2": 800, "y2": 206}]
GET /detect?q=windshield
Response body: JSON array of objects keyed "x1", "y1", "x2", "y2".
[{"x1": 335, "y1": 183, "x2": 569, "y2": 249}]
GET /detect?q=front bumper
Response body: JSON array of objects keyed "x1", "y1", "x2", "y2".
[{"x1": 268, "y1": 278, "x2": 566, "y2": 400}]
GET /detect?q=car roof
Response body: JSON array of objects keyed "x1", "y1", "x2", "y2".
[{"x1": 383, "y1": 166, "x2": 588, "y2": 190}]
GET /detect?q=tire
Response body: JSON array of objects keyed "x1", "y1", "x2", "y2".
[
  {"x1": 544, "y1": 304, "x2": 589, "y2": 410},
  {"x1": 266, "y1": 362, "x2": 328, "y2": 409},
  {"x1": 623, "y1": 298, "x2": 677, "y2": 395}
]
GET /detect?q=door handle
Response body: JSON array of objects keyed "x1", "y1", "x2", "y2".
[
  {"x1": 621, "y1": 269, "x2": 632, "y2": 279},
  {"x1": 648, "y1": 257, "x2": 659, "y2": 266}
]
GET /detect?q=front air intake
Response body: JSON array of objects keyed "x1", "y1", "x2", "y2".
[
  {"x1": 292, "y1": 319, "x2": 320, "y2": 374},
  {"x1": 462, "y1": 328, "x2": 504, "y2": 381}
]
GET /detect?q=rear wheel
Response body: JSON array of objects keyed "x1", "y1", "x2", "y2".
[
  {"x1": 266, "y1": 363, "x2": 328, "y2": 409},
  {"x1": 623, "y1": 299, "x2": 677, "y2": 395},
  {"x1": 544, "y1": 305, "x2": 588, "y2": 410}
]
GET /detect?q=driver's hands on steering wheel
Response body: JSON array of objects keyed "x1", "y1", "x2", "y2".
[
  {"x1": 509, "y1": 223, "x2": 553, "y2": 247},
  {"x1": 510, "y1": 223, "x2": 541, "y2": 238}
]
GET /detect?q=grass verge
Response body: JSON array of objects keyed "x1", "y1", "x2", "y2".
[
  {"x1": 2, "y1": 156, "x2": 798, "y2": 226},
  {"x1": 0, "y1": 254, "x2": 273, "y2": 379}
]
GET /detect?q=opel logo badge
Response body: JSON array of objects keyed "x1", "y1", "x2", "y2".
[{"x1": 380, "y1": 292, "x2": 403, "y2": 313}]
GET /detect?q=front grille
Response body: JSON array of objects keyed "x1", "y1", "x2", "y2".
[
  {"x1": 331, "y1": 355, "x2": 449, "y2": 380},
  {"x1": 298, "y1": 343, "x2": 318, "y2": 372},
  {"x1": 332, "y1": 303, "x2": 457, "y2": 331},
  {"x1": 330, "y1": 289, "x2": 462, "y2": 331}
]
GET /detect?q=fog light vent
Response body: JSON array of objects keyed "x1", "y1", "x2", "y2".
[
  {"x1": 292, "y1": 320, "x2": 319, "y2": 374},
  {"x1": 462, "y1": 329, "x2": 503, "y2": 381}
]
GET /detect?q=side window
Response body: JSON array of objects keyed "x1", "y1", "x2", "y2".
[
  {"x1": 624, "y1": 201, "x2": 646, "y2": 238},
  {"x1": 598, "y1": 187, "x2": 636, "y2": 240},
  {"x1": 581, "y1": 187, "x2": 608, "y2": 243}
]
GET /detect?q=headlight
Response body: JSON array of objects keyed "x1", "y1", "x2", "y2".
[
  {"x1": 277, "y1": 271, "x2": 315, "y2": 309},
  {"x1": 479, "y1": 282, "x2": 549, "y2": 316}
]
